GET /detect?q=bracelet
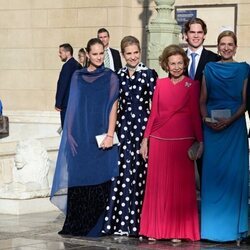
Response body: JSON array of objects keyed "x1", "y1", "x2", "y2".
[{"x1": 106, "y1": 134, "x2": 114, "y2": 138}]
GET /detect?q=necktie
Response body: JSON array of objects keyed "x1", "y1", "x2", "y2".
[
  {"x1": 189, "y1": 53, "x2": 197, "y2": 80},
  {"x1": 104, "y1": 49, "x2": 110, "y2": 68}
]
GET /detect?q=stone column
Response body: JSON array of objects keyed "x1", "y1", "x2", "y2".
[{"x1": 147, "y1": 0, "x2": 181, "y2": 77}]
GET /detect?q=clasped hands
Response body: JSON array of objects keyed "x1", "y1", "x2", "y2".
[{"x1": 205, "y1": 117, "x2": 231, "y2": 131}]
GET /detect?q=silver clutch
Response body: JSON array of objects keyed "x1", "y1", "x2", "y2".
[{"x1": 188, "y1": 141, "x2": 200, "y2": 160}]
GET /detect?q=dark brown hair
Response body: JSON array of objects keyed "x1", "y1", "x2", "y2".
[
  {"x1": 97, "y1": 28, "x2": 110, "y2": 37},
  {"x1": 59, "y1": 43, "x2": 73, "y2": 55},
  {"x1": 86, "y1": 38, "x2": 104, "y2": 53},
  {"x1": 184, "y1": 17, "x2": 207, "y2": 35}
]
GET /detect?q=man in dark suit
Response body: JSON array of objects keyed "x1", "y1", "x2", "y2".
[
  {"x1": 97, "y1": 28, "x2": 122, "y2": 71},
  {"x1": 55, "y1": 43, "x2": 81, "y2": 128},
  {"x1": 184, "y1": 18, "x2": 220, "y2": 83},
  {"x1": 183, "y1": 18, "x2": 220, "y2": 186}
]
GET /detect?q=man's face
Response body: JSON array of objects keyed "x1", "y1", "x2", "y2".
[
  {"x1": 98, "y1": 32, "x2": 110, "y2": 48},
  {"x1": 184, "y1": 23, "x2": 206, "y2": 50},
  {"x1": 59, "y1": 47, "x2": 69, "y2": 62}
]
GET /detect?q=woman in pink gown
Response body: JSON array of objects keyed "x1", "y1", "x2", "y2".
[{"x1": 139, "y1": 44, "x2": 203, "y2": 242}]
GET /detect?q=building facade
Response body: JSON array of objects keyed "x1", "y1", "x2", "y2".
[{"x1": 0, "y1": 0, "x2": 249, "y2": 112}]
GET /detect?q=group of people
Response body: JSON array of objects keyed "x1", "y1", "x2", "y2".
[{"x1": 51, "y1": 18, "x2": 249, "y2": 244}]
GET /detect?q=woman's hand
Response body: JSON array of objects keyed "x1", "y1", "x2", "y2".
[
  {"x1": 101, "y1": 135, "x2": 113, "y2": 150},
  {"x1": 205, "y1": 118, "x2": 231, "y2": 131},
  {"x1": 140, "y1": 138, "x2": 148, "y2": 161},
  {"x1": 213, "y1": 118, "x2": 231, "y2": 130}
]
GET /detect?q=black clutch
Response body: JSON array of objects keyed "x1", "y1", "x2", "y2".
[{"x1": 0, "y1": 115, "x2": 9, "y2": 139}]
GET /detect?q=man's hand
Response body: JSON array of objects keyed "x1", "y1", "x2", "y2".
[{"x1": 55, "y1": 107, "x2": 62, "y2": 112}]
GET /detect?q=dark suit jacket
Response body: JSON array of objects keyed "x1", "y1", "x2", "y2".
[
  {"x1": 110, "y1": 48, "x2": 122, "y2": 71},
  {"x1": 55, "y1": 57, "x2": 81, "y2": 109},
  {"x1": 185, "y1": 48, "x2": 221, "y2": 83}
]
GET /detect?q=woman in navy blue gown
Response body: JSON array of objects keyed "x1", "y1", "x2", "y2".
[
  {"x1": 200, "y1": 30, "x2": 249, "y2": 242},
  {"x1": 50, "y1": 38, "x2": 119, "y2": 236},
  {"x1": 103, "y1": 36, "x2": 158, "y2": 236}
]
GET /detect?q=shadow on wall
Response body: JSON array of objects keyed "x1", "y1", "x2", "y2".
[{"x1": 137, "y1": 0, "x2": 154, "y2": 64}]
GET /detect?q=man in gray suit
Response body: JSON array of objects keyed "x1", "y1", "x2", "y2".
[{"x1": 97, "y1": 28, "x2": 122, "y2": 71}]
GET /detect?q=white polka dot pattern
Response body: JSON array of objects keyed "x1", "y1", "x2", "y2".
[{"x1": 103, "y1": 63, "x2": 157, "y2": 236}]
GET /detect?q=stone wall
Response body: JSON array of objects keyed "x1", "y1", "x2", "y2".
[
  {"x1": 175, "y1": 0, "x2": 250, "y2": 59},
  {"x1": 0, "y1": 0, "x2": 156, "y2": 111},
  {"x1": 0, "y1": 0, "x2": 250, "y2": 112}
]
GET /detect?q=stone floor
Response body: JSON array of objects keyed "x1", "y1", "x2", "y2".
[{"x1": 0, "y1": 211, "x2": 249, "y2": 250}]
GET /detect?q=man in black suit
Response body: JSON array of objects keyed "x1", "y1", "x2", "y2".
[
  {"x1": 184, "y1": 18, "x2": 220, "y2": 83},
  {"x1": 55, "y1": 43, "x2": 81, "y2": 128},
  {"x1": 97, "y1": 28, "x2": 122, "y2": 71},
  {"x1": 183, "y1": 18, "x2": 220, "y2": 186}
]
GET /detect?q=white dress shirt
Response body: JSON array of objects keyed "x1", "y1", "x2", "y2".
[
  {"x1": 187, "y1": 46, "x2": 203, "y2": 76},
  {"x1": 106, "y1": 47, "x2": 115, "y2": 71}
]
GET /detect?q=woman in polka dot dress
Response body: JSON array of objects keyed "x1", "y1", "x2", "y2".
[{"x1": 103, "y1": 36, "x2": 158, "y2": 236}]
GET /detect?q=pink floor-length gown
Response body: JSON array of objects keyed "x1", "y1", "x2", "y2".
[{"x1": 139, "y1": 76, "x2": 202, "y2": 241}]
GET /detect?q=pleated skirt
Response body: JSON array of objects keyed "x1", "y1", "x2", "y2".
[{"x1": 139, "y1": 137, "x2": 200, "y2": 241}]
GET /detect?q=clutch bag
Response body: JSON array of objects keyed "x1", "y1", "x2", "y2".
[
  {"x1": 0, "y1": 115, "x2": 9, "y2": 139},
  {"x1": 211, "y1": 109, "x2": 231, "y2": 122},
  {"x1": 95, "y1": 132, "x2": 119, "y2": 148},
  {"x1": 188, "y1": 141, "x2": 199, "y2": 160}
]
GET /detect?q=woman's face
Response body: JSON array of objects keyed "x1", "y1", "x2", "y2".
[
  {"x1": 87, "y1": 43, "x2": 104, "y2": 69},
  {"x1": 123, "y1": 44, "x2": 141, "y2": 68},
  {"x1": 218, "y1": 36, "x2": 236, "y2": 61},
  {"x1": 78, "y1": 52, "x2": 86, "y2": 65},
  {"x1": 167, "y1": 54, "x2": 185, "y2": 79}
]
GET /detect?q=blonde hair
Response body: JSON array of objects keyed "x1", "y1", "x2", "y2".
[
  {"x1": 120, "y1": 36, "x2": 141, "y2": 54},
  {"x1": 217, "y1": 30, "x2": 237, "y2": 46}
]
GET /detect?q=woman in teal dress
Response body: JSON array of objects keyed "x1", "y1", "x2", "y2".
[{"x1": 200, "y1": 30, "x2": 249, "y2": 242}]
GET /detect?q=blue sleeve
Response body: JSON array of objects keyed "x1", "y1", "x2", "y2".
[
  {"x1": 0, "y1": 100, "x2": 2, "y2": 115},
  {"x1": 55, "y1": 63, "x2": 71, "y2": 108}
]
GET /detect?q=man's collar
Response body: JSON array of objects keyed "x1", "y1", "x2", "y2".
[
  {"x1": 66, "y1": 56, "x2": 73, "y2": 62},
  {"x1": 187, "y1": 46, "x2": 203, "y2": 56}
]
